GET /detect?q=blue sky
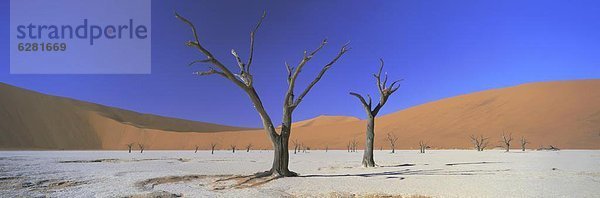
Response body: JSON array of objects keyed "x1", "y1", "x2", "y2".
[{"x1": 1, "y1": 0, "x2": 599, "y2": 127}]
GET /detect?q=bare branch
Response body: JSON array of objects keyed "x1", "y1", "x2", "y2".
[
  {"x1": 231, "y1": 49, "x2": 245, "y2": 72},
  {"x1": 188, "y1": 59, "x2": 213, "y2": 66},
  {"x1": 292, "y1": 43, "x2": 350, "y2": 108},
  {"x1": 247, "y1": 11, "x2": 266, "y2": 74},
  {"x1": 350, "y1": 92, "x2": 371, "y2": 112},
  {"x1": 193, "y1": 67, "x2": 226, "y2": 77}
]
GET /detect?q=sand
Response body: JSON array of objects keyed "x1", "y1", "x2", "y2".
[
  {"x1": 0, "y1": 150, "x2": 598, "y2": 197},
  {"x1": 0, "y1": 80, "x2": 599, "y2": 150}
]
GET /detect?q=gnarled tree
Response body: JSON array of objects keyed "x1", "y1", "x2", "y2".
[
  {"x1": 350, "y1": 59, "x2": 401, "y2": 167},
  {"x1": 501, "y1": 132, "x2": 513, "y2": 152},
  {"x1": 127, "y1": 143, "x2": 134, "y2": 153},
  {"x1": 176, "y1": 11, "x2": 348, "y2": 177},
  {"x1": 245, "y1": 143, "x2": 253, "y2": 152},
  {"x1": 210, "y1": 142, "x2": 218, "y2": 154},
  {"x1": 418, "y1": 140, "x2": 428, "y2": 154},
  {"x1": 386, "y1": 132, "x2": 399, "y2": 153},
  {"x1": 230, "y1": 145, "x2": 237, "y2": 153},
  {"x1": 470, "y1": 135, "x2": 488, "y2": 151},
  {"x1": 520, "y1": 136, "x2": 529, "y2": 151},
  {"x1": 138, "y1": 143, "x2": 145, "y2": 153}
]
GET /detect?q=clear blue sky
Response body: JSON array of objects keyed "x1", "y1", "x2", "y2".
[{"x1": 1, "y1": 0, "x2": 599, "y2": 127}]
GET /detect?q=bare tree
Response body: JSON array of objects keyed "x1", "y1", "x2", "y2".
[
  {"x1": 138, "y1": 143, "x2": 145, "y2": 153},
  {"x1": 470, "y1": 135, "x2": 489, "y2": 151},
  {"x1": 210, "y1": 142, "x2": 218, "y2": 154},
  {"x1": 350, "y1": 59, "x2": 401, "y2": 167},
  {"x1": 230, "y1": 145, "x2": 237, "y2": 153},
  {"x1": 520, "y1": 136, "x2": 529, "y2": 151},
  {"x1": 325, "y1": 145, "x2": 328, "y2": 152},
  {"x1": 418, "y1": 140, "x2": 428, "y2": 154},
  {"x1": 126, "y1": 143, "x2": 134, "y2": 153},
  {"x1": 350, "y1": 138, "x2": 359, "y2": 152},
  {"x1": 176, "y1": 11, "x2": 348, "y2": 176},
  {"x1": 246, "y1": 143, "x2": 253, "y2": 152},
  {"x1": 293, "y1": 139, "x2": 300, "y2": 154},
  {"x1": 347, "y1": 141, "x2": 351, "y2": 152},
  {"x1": 501, "y1": 132, "x2": 513, "y2": 152},
  {"x1": 386, "y1": 132, "x2": 399, "y2": 153}
]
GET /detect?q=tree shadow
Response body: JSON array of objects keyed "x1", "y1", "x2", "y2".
[
  {"x1": 300, "y1": 168, "x2": 509, "y2": 178},
  {"x1": 445, "y1": 161, "x2": 505, "y2": 166}
]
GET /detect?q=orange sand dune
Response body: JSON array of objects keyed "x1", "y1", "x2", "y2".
[{"x1": 1, "y1": 80, "x2": 598, "y2": 150}]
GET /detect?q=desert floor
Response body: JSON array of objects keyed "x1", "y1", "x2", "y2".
[{"x1": 0, "y1": 150, "x2": 598, "y2": 197}]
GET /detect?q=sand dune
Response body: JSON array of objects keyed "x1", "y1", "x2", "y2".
[{"x1": 0, "y1": 80, "x2": 599, "y2": 150}]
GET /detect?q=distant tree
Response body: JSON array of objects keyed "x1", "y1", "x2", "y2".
[
  {"x1": 350, "y1": 59, "x2": 401, "y2": 167},
  {"x1": 418, "y1": 140, "x2": 429, "y2": 154},
  {"x1": 138, "y1": 143, "x2": 145, "y2": 153},
  {"x1": 126, "y1": 143, "x2": 134, "y2": 153},
  {"x1": 386, "y1": 132, "x2": 399, "y2": 153},
  {"x1": 470, "y1": 135, "x2": 489, "y2": 151},
  {"x1": 325, "y1": 145, "x2": 328, "y2": 152},
  {"x1": 245, "y1": 143, "x2": 253, "y2": 152},
  {"x1": 195, "y1": 145, "x2": 200, "y2": 153},
  {"x1": 501, "y1": 132, "x2": 513, "y2": 152},
  {"x1": 292, "y1": 139, "x2": 300, "y2": 154},
  {"x1": 210, "y1": 142, "x2": 218, "y2": 154},
  {"x1": 347, "y1": 141, "x2": 351, "y2": 152},
  {"x1": 230, "y1": 145, "x2": 237, "y2": 153},
  {"x1": 176, "y1": 10, "x2": 349, "y2": 177},
  {"x1": 350, "y1": 138, "x2": 359, "y2": 152},
  {"x1": 520, "y1": 136, "x2": 529, "y2": 151}
]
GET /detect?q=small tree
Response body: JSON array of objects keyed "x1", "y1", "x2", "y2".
[
  {"x1": 138, "y1": 143, "x2": 145, "y2": 153},
  {"x1": 210, "y1": 142, "x2": 218, "y2": 154},
  {"x1": 126, "y1": 143, "x2": 134, "y2": 153},
  {"x1": 501, "y1": 132, "x2": 513, "y2": 152},
  {"x1": 347, "y1": 141, "x2": 351, "y2": 152},
  {"x1": 350, "y1": 59, "x2": 401, "y2": 167},
  {"x1": 418, "y1": 140, "x2": 428, "y2": 153},
  {"x1": 470, "y1": 135, "x2": 488, "y2": 151},
  {"x1": 325, "y1": 145, "x2": 328, "y2": 152},
  {"x1": 520, "y1": 136, "x2": 529, "y2": 151},
  {"x1": 195, "y1": 145, "x2": 200, "y2": 153},
  {"x1": 246, "y1": 143, "x2": 253, "y2": 152},
  {"x1": 386, "y1": 132, "x2": 399, "y2": 153},
  {"x1": 230, "y1": 145, "x2": 237, "y2": 153},
  {"x1": 293, "y1": 139, "x2": 300, "y2": 154},
  {"x1": 350, "y1": 138, "x2": 359, "y2": 152}
]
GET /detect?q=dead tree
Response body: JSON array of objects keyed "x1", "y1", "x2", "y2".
[
  {"x1": 138, "y1": 143, "x2": 145, "y2": 153},
  {"x1": 350, "y1": 59, "x2": 401, "y2": 167},
  {"x1": 126, "y1": 143, "x2": 134, "y2": 153},
  {"x1": 501, "y1": 132, "x2": 513, "y2": 152},
  {"x1": 386, "y1": 132, "x2": 399, "y2": 153},
  {"x1": 347, "y1": 141, "x2": 352, "y2": 152},
  {"x1": 350, "y1": 138, "x2": 359, "y2": 152},
  {"x1": 230, "y1": 145, "x2": 237, "y2": 153},
  {"x1": 325, "y1": 145, "x2": 328, "y2": 152},
  {"x1": 210, "y1": 142, "x2": 218, "y2": 154},
  {"x1": 520, "y1": 136, "x2": 529, "y2": 151},
  {"x1": 246, "y1": 143, "x2": 253, "y2": 152},
  {"x1": 293, "y1": 139, "x2": 300, "y2": 154},
  {"x1": 418, "y1": 140, "x2": 428, "y2": 153},
  {"x1": 470, "y1": 135, "x2": 489, "y2": 151},
  {"x1": 176, "y1": 11, "x2": 348, "y2": 176}
]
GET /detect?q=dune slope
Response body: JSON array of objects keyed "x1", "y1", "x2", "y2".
[{"x1": 0, "y1": 80, "x2": 598, "y2": 150}]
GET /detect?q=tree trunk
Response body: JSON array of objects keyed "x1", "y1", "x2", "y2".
[{"x1": 362, "y1": 116, "x2": 376, "y2": 167}]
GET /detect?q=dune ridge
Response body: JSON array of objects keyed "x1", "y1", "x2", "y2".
[{"x1": 0, "y1": 80, "x2": 598, "y2": 150}]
